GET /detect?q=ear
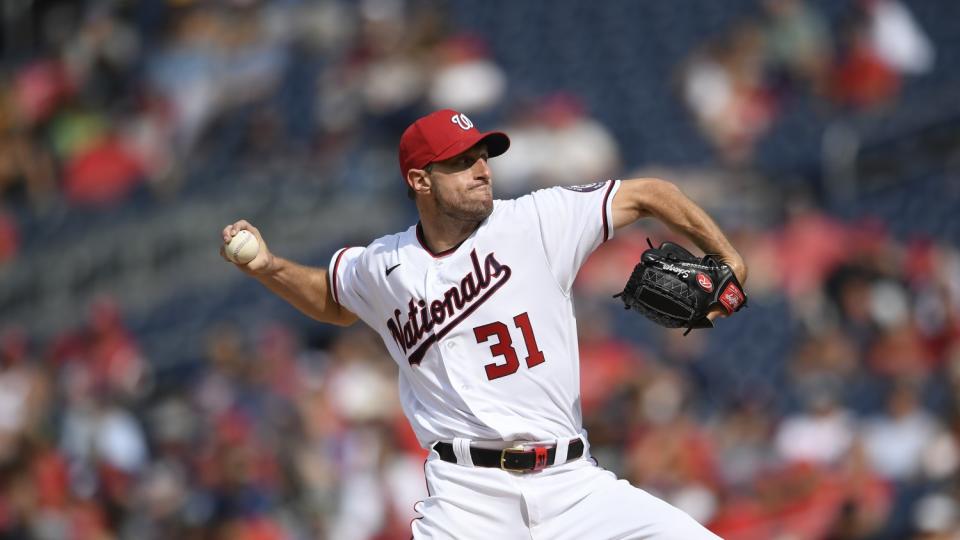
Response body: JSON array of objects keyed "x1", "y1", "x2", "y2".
[{"x1": 406, "y1": 168, "x2": 432, "y2": 196}]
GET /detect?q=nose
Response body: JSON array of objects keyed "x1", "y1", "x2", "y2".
[{"x1": 474, "y1": 157, "x2": 491, "y2": 179}]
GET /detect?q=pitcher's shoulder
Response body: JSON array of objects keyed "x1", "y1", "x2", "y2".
[
  {"x1": 489, "y1": 195, "x2": 539, "y2": 224},
  {"x1": 358, "y1": 225, "x2": 418, "y2": 264}
]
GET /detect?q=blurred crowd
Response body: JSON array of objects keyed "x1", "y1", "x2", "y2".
[
  {"x1": 2, "y1": 0, "x2": 958, "y2": 539},
  {"x1": 680, "y1": 0, "x2": 934, "y2": 164},
  {"x1": 4, "y1": 200, "x2": 960, "y2": 539},
  {"x1": 0, "y1": 0, "x2": 939, "y2": 264},
  {"x1": 0, "y1": 0, "x2": 623, "y2": 265},
  {"x1": 0, "y1": 298, "x2": 427, "y2": 539},
  {"x1": 576, "y1": 205, "x2": 960, "y2": 539}
]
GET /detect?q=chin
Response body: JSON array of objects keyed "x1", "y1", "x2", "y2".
[
  {"x1": 436, "y1": 190, "x2": 494, "y2": 221},
  {"x1": 467, "y1": 203, "x2": 493, "y2": 222},
  {"x1": 455, "y1": 200, "x2": 492, "y2": 222},
  {"x1": 475, "y1": 196, "x2": 494, "y2": 217}
]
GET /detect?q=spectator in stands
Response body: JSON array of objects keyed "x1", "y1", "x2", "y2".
[
  {"x1": 908, "y1": 242, "x2": 960, "y2": 349},
  {"x1": 62, "y1": 130, "x2": 146, "y2": 207},
  {"x1": 776, "y1": 201, "x2": 852, "y2": 303},
  {"x1": 913, "y1": 492, "x2": 960, "y2": 538},
  {"x1": 0, "y1": 85, "x2": 56, "y2": 212},
  {"x1": 146, "y1": 5, "x2": 289, "y2": 154},
  {"x1": 867, "y1": 321, "x2": 937, "y2": 378},
  {"x1": 62, "y1": 3, "x2": 141, "y2": 110},
  {"x1": 680, "y1": 22, "x2": 777, "y2": 164},
  {"x1": 352, "y1": 1, "x2": 431, "y2": 123},
  {"x1": 0, "y1": 211, "x2": 19, "y2": 266},
  {"x1": 774, "y1": 382, "x2": 856, "y2": 466},
  {"x1": 576, "y1": 300, "x2": 647, "y2": 421},
  {"x1": 861, "y1": 0, "x2": 935, "y2": 76},
  {"x1": 762, "y1": 0, "x2": 833, "y2": 94},
  {"x1": 789, "y1": 330, "x2": 861, "y2": 388},
  {"x1": 711, "y1": 398, "x2": 776, "y2": 490},
  {"x1": 861, "y1": 380, "x2": 944, "y2": 481},
  {"x1": 822, "y1": 441, "x2": 893, "y2": 539},
  {"x1": 624, "y1": 369, "x2": 721, "y2": 526},
  {"x1": 535, "y1": 93, "x2": 621, "y2": 188},
  {"x1": 829, "y1": 16, "x2": 901, "y2": 110},
  {"x1": 427, "y1": 34, "x2": 507, "y2": 116},
  {"x1": 493, "y1": 93, "x2": 620, "y2": 192}
]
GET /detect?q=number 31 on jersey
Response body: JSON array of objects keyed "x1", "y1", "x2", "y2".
[{"x1": 472, "y1": 312, "x2": 545, "y2": 380}]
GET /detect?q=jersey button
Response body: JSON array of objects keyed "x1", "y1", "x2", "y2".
[{"x1": 446, "y1": 342, "x2": 456, "y2": 349}]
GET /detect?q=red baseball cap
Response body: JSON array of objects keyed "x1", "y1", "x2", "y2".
[{"x1": 398, "y1": 109, "x2": 510, "y2": 179}]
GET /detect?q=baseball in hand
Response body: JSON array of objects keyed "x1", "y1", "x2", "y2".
[{"x1": 226, "y1": 229, "x2": 259, "y2": 264}]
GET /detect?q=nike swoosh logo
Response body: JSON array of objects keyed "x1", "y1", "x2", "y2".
[{"x1": 385, "y1": 263, "x2": 401, "y2": 276}]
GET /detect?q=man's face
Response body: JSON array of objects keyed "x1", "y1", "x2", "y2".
[{"x1": 426, "y1": 143, "x2": 493, "y2": 222}]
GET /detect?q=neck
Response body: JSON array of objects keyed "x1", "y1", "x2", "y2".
[{"x1": 417, "y1": 213, "x2": 482, "y2": 254}]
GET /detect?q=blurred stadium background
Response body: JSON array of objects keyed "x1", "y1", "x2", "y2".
[{"x1": 1, "y1": 0, "x2": 959, "y2": 538}]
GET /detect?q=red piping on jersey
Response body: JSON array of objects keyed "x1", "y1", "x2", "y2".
[
  {"x1": 601, "y1": 180, "x2": 615, "y2": 242},
  {"x1": 416, "y1": 222, "x2": 472, "y2": 258},
  {"x1": 331, "y1": 247, "x2": 349, "y2": 305}
]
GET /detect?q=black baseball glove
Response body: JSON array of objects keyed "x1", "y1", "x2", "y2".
[{"x1": 614, "y1": 239, "x2": 746, "y2": 334}]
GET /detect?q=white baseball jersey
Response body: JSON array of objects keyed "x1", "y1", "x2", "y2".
[
  {"x1": 328, "y1": 179, "x2": 724, "y2": 539},
  {"x1": 329, "y1": 180, "x2": 620, "y2": 447}
]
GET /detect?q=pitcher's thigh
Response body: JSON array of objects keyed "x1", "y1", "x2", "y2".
[
  {"x1": 411, "y1": 496, "x2": 533, "y2": 540},
  {"x1": 412, "y1": 460, "x2": 531, "y2": 540},
  {"x1": 540, "y1": 469, "x2": 721, "y2": 540}
]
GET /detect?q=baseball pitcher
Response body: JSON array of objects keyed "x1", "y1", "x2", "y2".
[{"x1": 221, "y1": 109, "x2": 747, "y2": 539}]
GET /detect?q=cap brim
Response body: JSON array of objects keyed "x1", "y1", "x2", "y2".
[
  {"x1": 430, "y1": 131, "x2": 511, "y2": 165},
  {"x1": 479, "y1": 131, "x2": 510, "y2": 158}
]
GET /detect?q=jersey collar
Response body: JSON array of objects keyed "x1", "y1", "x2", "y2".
[{"x1": 415, "y1": 221, "x2": 470, "y2": 258}]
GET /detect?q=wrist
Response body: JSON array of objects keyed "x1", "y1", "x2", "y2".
[
  {"x1": 716, "y1": 254, "x2": 746, "y2": 284},
  {"x1": 262, "y1": 253, "x2": 282, "y2": 275},
  {"x1": 249, "y1": 252, "x2": 281, "y2": 277},
  {"x1": 728, "y1": 260, "x2": 747, "y2": 285}
]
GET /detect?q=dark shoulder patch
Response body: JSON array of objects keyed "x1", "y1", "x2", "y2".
[{"x1": 562, "y1": 181, "x2": 607, "y2": 193}]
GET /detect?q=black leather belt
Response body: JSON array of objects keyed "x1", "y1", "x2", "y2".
[{"x1": 433, "y1": 438, "x2": 584, "y2": 472}]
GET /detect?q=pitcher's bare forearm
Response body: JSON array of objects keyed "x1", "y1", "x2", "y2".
[
  {"x1": 221, "y1": 219, "x2": 357, "y2": 326},
  {"x1": 612, "y1": 178, "x2": 747, "y2": 284},
  {"x1": 254, "y1": 257, "x2": 357, "y2": 326}
]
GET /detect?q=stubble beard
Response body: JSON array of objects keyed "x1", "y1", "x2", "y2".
[{"x1": 434, "y1": 185, "x2": 493, "y2": 223}]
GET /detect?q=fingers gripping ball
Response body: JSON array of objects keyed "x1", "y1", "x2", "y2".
[
  {"x1": 226, "y1": 230, "x2": 260, "y2": 264},
  {"x1": 614, "y1": 239, "x2": 747, "y2": 334}
]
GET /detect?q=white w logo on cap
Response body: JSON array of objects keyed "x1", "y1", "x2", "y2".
[{"x1": 451, "y1": 113, "x2": 474, "y2": 130}]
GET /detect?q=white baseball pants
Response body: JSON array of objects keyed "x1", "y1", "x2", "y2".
[{"x1": 411, "y1": 452, "x2": 722, "y2": 539}]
